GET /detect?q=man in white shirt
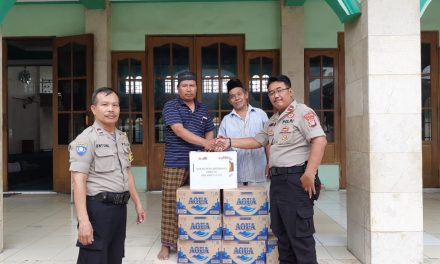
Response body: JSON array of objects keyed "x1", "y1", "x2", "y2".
[{"x1": 218, "y1": 78, "x2": 269, "y2": 186}]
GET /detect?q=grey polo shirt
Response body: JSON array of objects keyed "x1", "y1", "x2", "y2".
[
  {"x1": 255, "y1": 100, "x2": 326, "y2": 168},
  {"x1": 69, "y1": 122, "x2": 131, "y2": 196}
]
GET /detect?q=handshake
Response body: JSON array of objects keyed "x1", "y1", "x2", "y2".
[{"x1": 203, "y1": 136, "x2": 231, "y2": 152}]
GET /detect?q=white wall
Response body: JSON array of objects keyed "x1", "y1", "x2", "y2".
[
  {"x1": 39, "y1": 66, "x2": 53, "y2": 151},
  {"x1": 8, "y1": 66, "x2": 53, "y2": 154}
]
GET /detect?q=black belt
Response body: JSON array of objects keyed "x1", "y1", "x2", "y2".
[
  {"x1": 87, "y1": 191, "x2": 130, "y2": 205},
  {"x1": 270, "y1": 165, "x2": 305, "y2": 176}
]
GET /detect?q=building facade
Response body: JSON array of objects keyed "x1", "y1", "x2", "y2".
[{"x1": 0, "y1": 0, "x2": 436, "y2": 262}]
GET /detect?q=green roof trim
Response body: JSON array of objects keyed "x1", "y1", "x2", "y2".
[
  {"x1": 420, "y1": 0, "x2": 431, "y2": 17},
  {"x1": 80, "y1": 0, "x2": 105, "y2": 9},
  {"x1": 0, "y1": 0, "x2": 16, "y2": 25},
  {"x1": 284, "y1": 0, "x2": 306, "y2": 6},
  {"x1": 111, "y1": 0, "x2": 274, "y2": 2},
  {"x1": 325, "y1": 0, "x2": 361, "y2": 23}
]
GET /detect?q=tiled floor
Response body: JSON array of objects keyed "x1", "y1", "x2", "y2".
[{"x1": 0, "y1": 190, "x2": 439, "y2": 264}]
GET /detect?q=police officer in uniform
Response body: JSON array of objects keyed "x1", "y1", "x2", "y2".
[
  {"x1": 216, "y1": 75, "x2": 327, "y2": 264},
  {"x1": 69, "y1": 87, "x2": 146, "y2": 264}
]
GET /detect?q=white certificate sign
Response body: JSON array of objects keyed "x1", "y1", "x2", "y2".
[{"x1": 190, "y1": 151, "x2": 237, "y2": 190}]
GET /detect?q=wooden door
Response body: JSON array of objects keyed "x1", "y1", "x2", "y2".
[
  {"x1": 2, "y1": 39, "x2": 8, "y2": 191},
  {"x1": 146, "y1": 35, "x2": 244, "y2": 190},
  {"x1": 146, "y1": 36, "x2": 195, "y2": 190},
  {"x1": 305, "y1": 49, "x2": 340, "y2": 165},
  {"x1": 53, "y1": 34, "x2": 93, "y2": 193},
  {"x1": 421, "y1": 31, "x2": 439, "y2": 187}
]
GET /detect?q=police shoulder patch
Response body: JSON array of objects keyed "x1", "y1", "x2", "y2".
[
  {"x1": 76, "y1": 143, "x2": 88, "y2": 156},
  {"x1": 304, "y1": 112, "x2": 317, "y2": 128}
]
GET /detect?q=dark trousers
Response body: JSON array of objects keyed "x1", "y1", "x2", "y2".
[
  {"x1": 77, "y1": 200, "x2": 127, "y2": 264},
  {"x1": 270, "y1": 169, "x2": 317, "y2": 264}
]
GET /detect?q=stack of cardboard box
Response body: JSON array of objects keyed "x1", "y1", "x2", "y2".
[
  {"x1": 221, "y1": 186, "x2": 269, "y2": 264},
  {"x1": 177, "y1": 185, "x2": 280, "y2": 263},
  {"x1": 177, "y1": 186, "x2": 222, "y2": 263}
]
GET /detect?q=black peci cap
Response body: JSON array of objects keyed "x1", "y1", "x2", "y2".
[
  {"x1": 177, "y1": 71, "x2": 197, "y2": 86},
  {"x1": 226, "y1": 78, "x2": 244, "y2": 93}
]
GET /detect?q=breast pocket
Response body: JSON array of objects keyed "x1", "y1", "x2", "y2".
[{"x1": 94, "y1": 148, "x2": 115, "y2": 172}]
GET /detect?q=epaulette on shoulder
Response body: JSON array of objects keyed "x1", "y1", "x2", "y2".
[
  {"x1": 93, "y1": 126, "x2": 105, "y2": 136},
  {"x1": 72, "y1": 126, "x2": 93, "y2": 143}
]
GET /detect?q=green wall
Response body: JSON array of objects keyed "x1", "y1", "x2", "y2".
[
  {"x1": 421, "y1": 0, "x2": 440, "y2": 40},
  {"x1": 303, "y1": 0, "x2": 440, "y2": 48},
  {"x1": 304, "y1": 0, "x2": 342, "y2": 48},
  {"x1": 3, "y1": 4, "x2": 85, "y2": 37},
  {"x1": 111, "y1": 1, "x2": 280, "y2": 51},
  {"x1": 2, "y1": 1, "x2": 346, "y2": 50}
]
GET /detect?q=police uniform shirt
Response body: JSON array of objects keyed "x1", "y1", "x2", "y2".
[
  {"x1": 69, "y1": 122, "x2": 132, "y2": 196},
  {"x1": 254, "y1": 100, "x2": 326, "y2": 168}
]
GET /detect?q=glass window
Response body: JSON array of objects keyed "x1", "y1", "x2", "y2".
[
  {"x1": 421, "y1": 43, "x2": 432, "y2": 141},
  {"x1": 306, "y1": 55, "x2": 336, "y2": 142},
  {"x1": 200, "y1": 41, "x2": 240, "y2": 134},
  {"x1": 151, "y1": 41, "x2": 192, "y2": 143},
  {"x1": 149, "y1": 36, "x2": 243, "y2": 141},
  {"x1": 113, "y1": 54, "x2": 145, "y2": 144},
  {"x1": 246, "y1": 51, "x2": 279, "y2": 117},
  {"x1": 56, "y1": 40, "x2": 90, "y2": 145}
]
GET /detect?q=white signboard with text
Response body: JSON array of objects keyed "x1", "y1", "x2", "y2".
[{"x1": 190, "y1": 151, "x2": 237, "y2": 190}]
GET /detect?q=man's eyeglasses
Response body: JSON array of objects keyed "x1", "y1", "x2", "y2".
[{"x1": 268, "y1": 87, "x2": 290, "y2": 97}]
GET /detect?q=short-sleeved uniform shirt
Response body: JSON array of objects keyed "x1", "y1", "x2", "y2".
[
  {"x1": 218, "y1": 105, "x2": 268, "y2": 183},
  {"x1": 163, "y1": 97, "x2": 215, "y2": 168},
  {"x1": 255, "y1": 100, "x2": 326, "y2": 168},
  {"x1": 69, "y1": 122, "x2": 132, "y2": 196}
]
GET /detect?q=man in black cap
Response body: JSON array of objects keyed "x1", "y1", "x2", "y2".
[
  {"x1": 218, "y1": 78, "x2": 269, "y2": 187},
  {"x1": 157, "y1": 70, "x2": 216, "y2": 260}
]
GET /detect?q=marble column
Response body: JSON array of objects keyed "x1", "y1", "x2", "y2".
[
  {"x1": 280, "y1": 4, "x2": 305, "y2": 102},
  {"x1": 85, "y1": 2, "x2": 111, "y2": 89},
  {"x1": 344, "y1": 0, "x2": 423, "y2": 263}
]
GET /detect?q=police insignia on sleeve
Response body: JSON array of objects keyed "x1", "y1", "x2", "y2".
[
  {"x1": 128, "y1": 151, "x2": 134, "y2": 162},
  {"x1": 304, "y1": 112, "x2": 317, "y2": 127},
  {"x1": 76, "y1": 143, "x2": 87, "y2": 156}
]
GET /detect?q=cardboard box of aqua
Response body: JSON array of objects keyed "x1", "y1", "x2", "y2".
[
  {"x1": 190, "y1": 151, "x2": 237, "y2": 190},
  {"x1": 222, "y1": 215, "x2": 269, "y2": 241},
  {"x1": 221, "y1": 241, "x2": 266, "y2": 264},
  {"x1": 176, "y1": 186, "x2": 221, "y2": 215},
  {"x1": 223, "y1": 186, "x2": 268, "y2": 216},
  {"x1": 266, "y1": 234, "x2": 279, "y2": 264},
  {"x1": 177, "y1": 240, "x2": 222, "y2": 264},
  {"x1": 178, "y1": 215, "x2": 222, "y2": 240}
]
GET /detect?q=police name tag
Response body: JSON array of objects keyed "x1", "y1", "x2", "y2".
[{"x1": 190, "y1": 151, "x2": 237, "y2": 190}]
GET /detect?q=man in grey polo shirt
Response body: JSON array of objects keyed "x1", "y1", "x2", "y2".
[
  {"x1": 69, "y1": 87, "x2": 146, "y2": 264},
  {"x1": 216, "y1": 75, "x2": 327, "y2": 264}
]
